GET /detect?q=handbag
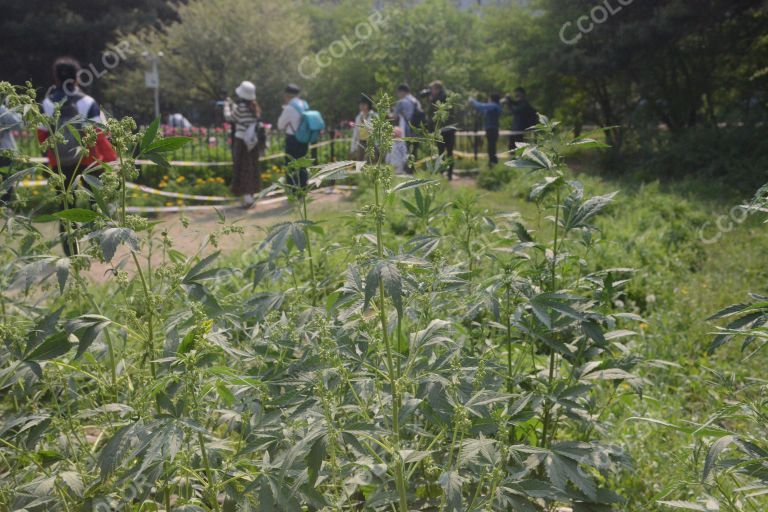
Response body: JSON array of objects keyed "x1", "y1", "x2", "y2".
[{"x1": 243, "y1": 122, "x2": 259, "y2": 151}]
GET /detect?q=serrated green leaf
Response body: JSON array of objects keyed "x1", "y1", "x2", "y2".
[{"x1": 24, "y1": 332, "x2": 72, "y2": 361}]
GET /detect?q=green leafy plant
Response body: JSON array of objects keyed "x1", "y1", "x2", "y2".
[
  {"x1": 0, "y1": 84, "x2": 643, "y2": 511},
  {"x1": 654, "y1": 185, "x2": 768, "y2": 512}
]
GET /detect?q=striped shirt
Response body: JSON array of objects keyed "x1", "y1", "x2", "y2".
[{"x1": 224, "y1": 100, "x2": 259, "y2": 139}]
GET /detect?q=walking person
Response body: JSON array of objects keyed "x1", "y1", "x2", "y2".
[
  {"x1": 0, "y1": 98, "x2": 22, "y2": 205},
  {"x1": 349, "y1": 95, "x2": 374, "y2": 161},
  {"x1": 38, "y1": 56, "x2": 116, "y2": 255},
  {"x1": 224, "y1": 80, "x2": 264, "y2": 208},
  {"x1": 427, "y1": 80, "x2": 457, "y2": 180},
  {"x1": 503, "y1": 87, "x2": 538, "y2": 151},
  {"x1": 469, "y1": 93, "x2": 503, "y2": 166}
]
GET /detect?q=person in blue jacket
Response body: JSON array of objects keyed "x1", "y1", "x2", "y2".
[{"x1": 469, "y1": 93, "x2": 503, "y2": 166}]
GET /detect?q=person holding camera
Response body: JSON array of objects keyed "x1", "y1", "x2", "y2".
[
  {"x1": 425, "y1": 80, "x2": 457, "y2": 180},
  {"x1": 224, "y1": 80, "x2": 264, "y2": 209}
]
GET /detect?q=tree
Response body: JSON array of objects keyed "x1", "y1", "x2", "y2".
[
  {"x1": 304, "y1": 0, "x2": 485, "y2": 127},
  {"x1": 104, "y1": 0, "x2": 311, "y2": 123},
  {"x1": 297, "y1": 0, "x2": 380, "y2": 126},
  {"x1": 488, "y1": 0, "x2": 768, "y2": 150},
  {"x1": 0, "y1": 0, "x2": 176, "y2": 98}
]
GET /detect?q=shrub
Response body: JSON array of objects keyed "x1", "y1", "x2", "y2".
[{"x1": 627, "y1": 126, "x2": 768, "y2": 195}]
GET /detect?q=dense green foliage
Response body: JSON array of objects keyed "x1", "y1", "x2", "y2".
[
  {"x1": 2, "y1": 1, "x2": 768, "y2": 510},
  {"x1": 1, "y1": 77, "x2": 768, "y2": 510},
  {"x1": 0, "y1": 0, "x2": 176, "y2": 98},
  {"x1": 0, "y1": 81, "x2": 653, "y2": 511}
]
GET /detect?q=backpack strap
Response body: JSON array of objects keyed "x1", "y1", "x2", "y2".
[
  {"x1": 60, "y1": 92, "x2": 84, "y2": 107},
  {"x1": 289, "y1": 98, "x2": 308, "y2": 114}
]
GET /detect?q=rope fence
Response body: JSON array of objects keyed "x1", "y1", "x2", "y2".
[
  {"x1": 16, "y1": 176, "x2": 358, "y2": 213},
  {"x1": 11, "y1": 128, "x2": 525, "y2": 214}
]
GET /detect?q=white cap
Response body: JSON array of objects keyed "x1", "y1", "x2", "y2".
[{"x1": 235, "y1": 80, "x2": 256, "y2": 100}]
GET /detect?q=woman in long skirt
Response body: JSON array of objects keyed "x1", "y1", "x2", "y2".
[{"x1": 224, "y1": 80, "x2": 263, "y2": 208}]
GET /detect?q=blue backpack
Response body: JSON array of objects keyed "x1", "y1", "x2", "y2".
[{"x1": 290, "y1": 98, "x2": 325, "y2": 144}]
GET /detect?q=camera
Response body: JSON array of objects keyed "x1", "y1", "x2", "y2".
[{"x1": 418, "y1": 88, "x2": 431, "y2": 99}]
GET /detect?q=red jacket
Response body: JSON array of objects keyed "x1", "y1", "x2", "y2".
[
  {"x1": 37, "y1": 128, "x2": 117, "y2": 169},
  {"x1": 39, "y1": 87, "x2": 118, "y2": 169}
]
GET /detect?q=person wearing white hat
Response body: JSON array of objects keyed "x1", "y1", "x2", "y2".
[{"x1": 224, "y1": 81, "x2": 264, "y2": 208}]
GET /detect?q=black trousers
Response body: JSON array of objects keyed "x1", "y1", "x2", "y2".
[
  {"x1": 285, "y1": 134, "x2": 310, "y2": 190},
  {"x1": 486, "y1": 128, "x2": 499, "y2": 166},
  {"x1": 437, "y1": 129, "x2": 456, "y2": 179},
  {"x1": 509, "y1": 133, "x2": 525, "y2": 152}
]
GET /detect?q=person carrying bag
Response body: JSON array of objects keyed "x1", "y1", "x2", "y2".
[{"x1": 224, "y1": 80, "x2": 265, "y2": 208}]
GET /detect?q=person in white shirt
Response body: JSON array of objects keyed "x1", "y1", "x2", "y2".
[{"x1": 277, "y1": 83, "x2": 309, "y2": 190}]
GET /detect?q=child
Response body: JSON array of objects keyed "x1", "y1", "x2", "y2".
[{"x1": 386, "y1": 126, "x2": 409, "y2": 175}]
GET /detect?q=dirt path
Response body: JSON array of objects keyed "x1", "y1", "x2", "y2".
[
  {"x1": 151, "y1": 188, "x2": 354, "y2": 256},
  {"x1": 35, "y1": 188, "x2": 356, "y2": 283},
  {"x1": 142, "y1": 174, "x2": 476, "y2": 257},
  {"x1": 34, "y1": 175, "x2": 480, "y2": 284}
]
